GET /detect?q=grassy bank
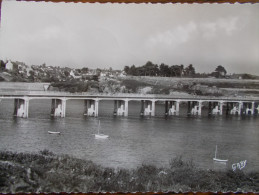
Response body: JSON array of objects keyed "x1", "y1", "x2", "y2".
[
  {"x1": 118, "y1": 76, "x2": 259, "y2": 97},
  {"x1": 0, "y1": 150, "x2": 258, "y2": 193}
]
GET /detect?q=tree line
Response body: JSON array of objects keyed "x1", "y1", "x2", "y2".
[
  {"x1": 124, "y1": 61, "x2": 227, "y2": 78},
  {"x1": 124, "y1": 61, "x2": 195, "y2": 77}
]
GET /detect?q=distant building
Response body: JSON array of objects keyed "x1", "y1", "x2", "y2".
[
  {"x1": 219, "y1": 70, "x2": 226, "y2": 77},
  {"x1": 70, "y1": 70, "x2": 82, "y2": 79},
  {"x1": 119, "y1": 71, "x2": 126, "y2": 77},
  {"x1": 70, "y1": 70, "x2": 75, "y2": 77},
  {"x1": 211, "y1": 71, "x2": 226, "y2": 78},
  {"x1": 26, "y1": 66, "x2": 33, "y2": 76},
  {"x1": 100, "y1": 72, "x2": 106, "y2": 77},
  {"x1": 5, "y1": 60, "x2": 13, "y2": 71}
]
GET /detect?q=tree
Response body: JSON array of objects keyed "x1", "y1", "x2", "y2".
[
  {"x1": 142, "y1": 61, "x2": 159, "y2": 76},
  {"x1": 159, "y1": 63, "x2": 170, "y2": 77},
  {"x1": 215, "y1": 65, "x2": 227, "y2": 77},
  {"x1": 130, "y1": 65, "x2": 137, "y2": 76},
  {"x1": 184, "y1": 64, "x2": 196, "y2": 76},
  {"x1": 153, "y1": 64, "x2": 159, "y2": 76},
  {"x1": 76, "y1": 69, "x2": 81, "y2": 73},
  {"x1": 0, "y1": 60, "x2": 6, "y2": 71},
  {"x1": 124, "y1": 66, "x2": 130, "y2": 74},
  {"x1": 96, "y1": 68, "x2": 101, "y2": 76},
  {"x1": 180, "y1": 64, "x2": 184, "y2": 77},
  {"x1": 28, "y1": 70, "x2": 35, "y2": 81},
  {"x1": 81, "y1": 67, "x2": 89, "y2": 74},
  {"x1": 64, "y1": 70, "x2": 70, "y2": 77},
  {"x1": 10, "y1": 61, "x2": 19, "y2": 72},
  {"x1": 170, "y1": 65, "x2": 183, "y2": 77}
]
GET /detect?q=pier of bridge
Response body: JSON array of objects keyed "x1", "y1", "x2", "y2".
[
  {"x1": 113, "y1": 100, "x2": 129, "y2": 116},
  {"x1": 50, "y1": 98, "x2": 66, "y2": 117},
  {"x1": 13, "y1": 97, "x2": 29, "y2": 118},
  {"x1": 0, "y1": 92, "x2": 259, "y2": 118}
]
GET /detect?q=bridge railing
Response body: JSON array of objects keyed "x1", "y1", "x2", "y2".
[{"x1": 0, "y1": 90, "x2": 259, "y2": 101}]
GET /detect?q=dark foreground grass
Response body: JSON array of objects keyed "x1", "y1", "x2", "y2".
[{"x1": 0, "y1": 151, "x2": 258, "y2": 193}]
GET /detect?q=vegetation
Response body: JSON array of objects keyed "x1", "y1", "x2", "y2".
[
  {"x1": 215, "y1": 65, "x2": 227, "y2": 75},
  {"x1": 119, "y1": 77, "x2": 224, "y2": 96},
  {"x1": 120, "y1": 79, "x2": 149, "y2": 93},
  {"x1": 1, "y1": 59, "x2": 259, "y2": 96},
  {"x1": 238, "y1": 73, "x2": 259, "y2": 80},
  {"x1": 124, "y1": 61, "x2": 196, "y2": 77},
  {"x1": 50, "y1": 80, "x2": 92, "y2": 93},
  {"x1": 0, "y1": 151, "x2": 258, "y2": 193}
]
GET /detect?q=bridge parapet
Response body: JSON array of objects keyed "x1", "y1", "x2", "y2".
[{"x1": 1, "y1": 91, "x2": 259, "y2": 105}]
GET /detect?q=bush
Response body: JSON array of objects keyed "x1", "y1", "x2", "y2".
[
  {"x1": 39, "y1": 149, "x2": 54, "y2": 156},
  {"x1": 120, "y1": 79, "x2": 148, "y2": 93},
  {"x1": 50, "y1": 81, "x2": 89, "y2": 93},
  {"x1": 0, "y1": 151, "x2": 258, "y2": 193}
]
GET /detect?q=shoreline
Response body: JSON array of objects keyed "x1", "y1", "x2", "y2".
[
  {"x1": 0, "y1": 150, "x2": 258, "y2": 193},
  {"x1": 1, "y1": 75, "x2": 259, "y2": 98}
]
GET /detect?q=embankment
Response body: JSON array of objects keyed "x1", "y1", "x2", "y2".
[
  {"x1": 0, "y1": 150, "x2": 258, "y2": 193},
  {"x1": 118, "y1": 76, "x2": 259, "y2": 97},
  {"x1": 0, "y1": 82, "x2": 50, "y2": 91}
]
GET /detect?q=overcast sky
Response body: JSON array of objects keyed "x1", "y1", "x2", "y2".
[{"x1": 0, "y1": 1, "x2": 258, "y2": 74}]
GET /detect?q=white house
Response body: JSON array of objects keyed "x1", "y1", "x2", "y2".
[
  {"x1": 5, "y1": 60, "x2": 13, "y2": 71},
  {"x1": 70, "y1": 70, "x2": 75, "y2": 77}
]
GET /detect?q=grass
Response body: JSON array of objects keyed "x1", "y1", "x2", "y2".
[{"x1": 0, "y1": 151, "x2": 258, "y2": 193}]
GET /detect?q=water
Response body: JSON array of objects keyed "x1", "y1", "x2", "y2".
[{"x1": 0, "y1": 99, "x2": 258, "y2": 172}]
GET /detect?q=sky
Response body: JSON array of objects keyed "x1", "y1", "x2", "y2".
[{"x1": 0, "y1": 1, "x2": 258, "y2": 75}]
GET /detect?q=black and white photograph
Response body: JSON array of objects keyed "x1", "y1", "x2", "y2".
[{"x1": 0, "y1": 0, "x2": 258, "y2": 193}]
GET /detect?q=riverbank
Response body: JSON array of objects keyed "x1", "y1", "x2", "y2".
[
  {"x1": 0, "y1": 150, "x2": 258, "y2": 193},
  {"x1": 1, "y1": 76, "x2": 259, "y2": 98},
  {"x1": 117, "y1": 76, "x2": 259, "y2": 97}
]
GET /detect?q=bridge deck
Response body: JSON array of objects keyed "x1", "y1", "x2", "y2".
[{"x1": 0, "y1": 91, "x2": 258, "y2": 102}]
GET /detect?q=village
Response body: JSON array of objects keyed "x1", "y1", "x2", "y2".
[
  {"x1": 0, "y1": 59, "x2": 259, "y2": 97},
  {"x1": 0, "y1": 59, "x2": 126, "y2": 83},
  {"x1": 1, "y1": 59, "x2": 258, "y2": 82}
]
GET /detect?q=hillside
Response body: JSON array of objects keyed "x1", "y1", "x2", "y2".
[
  {"x1": 114, "y1": 76, "x2": 259, "y2": 97},
  {"x1": 0, "y1": 59, "x2": 258, "y2": 97},
  {"x1": 1, "y1": 76, "x2": 259, "y2": 98}
]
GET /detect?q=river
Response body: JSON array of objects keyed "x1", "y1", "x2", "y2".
[{"x1": 0, "y1": 99, "x2": 258, "y2": 172}]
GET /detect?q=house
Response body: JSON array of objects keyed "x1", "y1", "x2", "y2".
[
  {"x1": 100, "y1": 72, "x2": 107, "y2": 77},
  {"x1": 70, "y1": 70, "x2": 75, "y2": 77},
  {"x1": 5, "y1": 60, "x2": 13, "y2": 71},
  {"x1": 70, "y1": 70, "x2": 82, "y2": 79},
  {"x1": 119, "y1": 71, "x2": 126, "y2": 77}
]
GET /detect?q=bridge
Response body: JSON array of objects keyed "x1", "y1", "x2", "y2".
[{"x1": 0, "y1": 91, "x2": 259, "y2": 118}]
